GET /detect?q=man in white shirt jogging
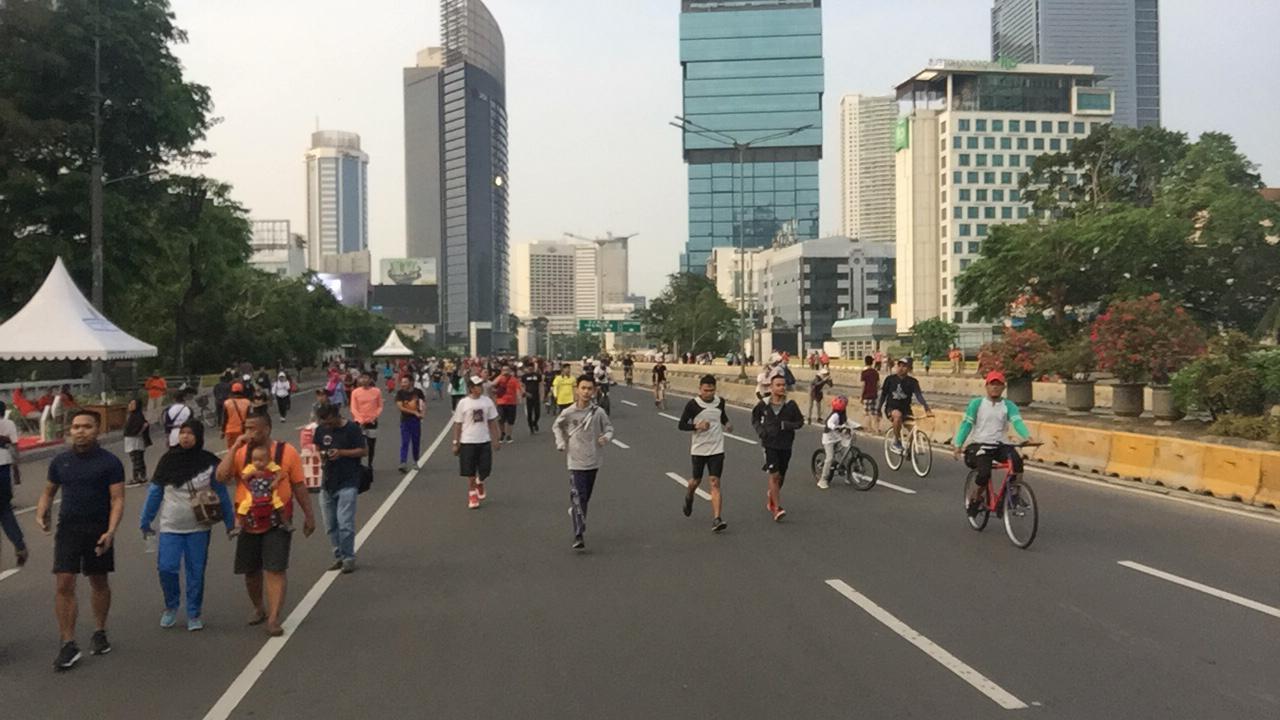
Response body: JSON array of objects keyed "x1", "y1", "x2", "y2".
[
  {"x1": 451, "y1": 376, "x2": 501, "y2": 510},
  {"x1": 552, "y1": 374, "x2": 614, "y2": 551},
  {"x1": 676, "y1": 375, "x2": 732, "y2": 532}
]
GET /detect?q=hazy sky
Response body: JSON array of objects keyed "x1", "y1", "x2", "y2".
[{"x1": 169, "y1": 0, "x2": 1280, "y2": 299}]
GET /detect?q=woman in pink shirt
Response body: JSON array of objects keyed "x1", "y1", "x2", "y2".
[{"x1": 349, "y1": 372, "x2": 384, "y2": 468}]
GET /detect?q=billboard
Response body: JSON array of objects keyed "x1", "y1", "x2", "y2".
[
  {"x1": 380, "y1": 258, "x2": 437, "y2": 286},
  {"x1": 315, "y1": 272, "x2": 369, "y2": 309},
  {"x1": 893, "y1": 117, "x2": 910, "y2": 152},
  {"x1": 370, "y1": 285, "x2": 439, "y2": 324}
]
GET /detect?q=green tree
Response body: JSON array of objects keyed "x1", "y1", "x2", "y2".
[
  {"x1": 637, "y1": 273, "x2": 738, "y2": 355},
  {"x1": 910, "y1": 318, "x2": 959, "y2": 358}
]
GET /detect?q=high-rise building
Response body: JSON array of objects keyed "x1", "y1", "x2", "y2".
[
  {"x1": 677, "y1": 0, "x2": 824, "y2": 275},
  {"x1": 893, "y1": 59, "x2": 1114, "y2": 342},
  {"x1": 840, "y1": 94, "x2": 897, "y2": 243},
  {"x1": 249, "y1": 220, "x2": 307, "y2": 277},
  {"x1": 991, "y1": 0, "x2": 1159, "y2": 128},
  {"x1": 403, "y1": 0, "x2": 509, "y2": 355},
  {"x1": 510, "y1": 240, "x2": 619, "y2": 336},
  {"x1": 305, "y1": 131, "x2": 368, "y2": 271}
]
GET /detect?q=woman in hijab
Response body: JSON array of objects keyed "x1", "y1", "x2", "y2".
[
  {"x1": 123, "y1": 397, "x2": 152, "y2": 486},
  {"x1": 139, "y1": 419, "x2": 234, "y2": 631}
]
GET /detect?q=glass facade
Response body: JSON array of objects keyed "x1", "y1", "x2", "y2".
[{"x1": 679, "y1": 1, "x2": 824, "y2": 274}]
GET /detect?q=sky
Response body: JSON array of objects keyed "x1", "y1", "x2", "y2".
[{"x1": 168, "y1": 0, "x2": 1280, "y2": 300}]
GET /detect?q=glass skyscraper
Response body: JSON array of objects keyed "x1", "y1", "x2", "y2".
[
  {"x1": 678, "y1": 0, "x2": 824, "y2": 275},
  {"x1": 403, "y1": 0, "x2": 509, "y2": 354},
  {"x1": 305, "y1": 130, "x2": 369, "y2": 271},
  {"x1": 991, "y1": 0, "x2": 1160, "y2": 128}
]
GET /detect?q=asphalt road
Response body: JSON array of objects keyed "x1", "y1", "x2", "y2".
[{"x1": 2, "y1": 383, "x2": 1278, "y2": 719}]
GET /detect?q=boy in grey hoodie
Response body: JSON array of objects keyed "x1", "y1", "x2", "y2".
[{"x1": 552, "y1": 374, "x2": 614, "y2": 550}]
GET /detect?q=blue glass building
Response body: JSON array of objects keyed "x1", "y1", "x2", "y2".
[{"x1": 678, "y1": 0, "x2": 824, "y2": 275}]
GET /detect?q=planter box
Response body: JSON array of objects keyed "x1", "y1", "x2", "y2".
[
  {"x1": 1150, "y1": 385, "x2": 1185, "y2": 422},
  {"x1": 1111, "y1": 383, "x2": 1145, "y2": 418},
  {"x1": 1007, "y1": 377, "x2": 1034, "y2": 407},
  {"x1": 82, "y1": 403, "x2": 128, "y2": 432},
  {"x1": 1064, "y1": 380, "x2": 1096, "y2": 414}
]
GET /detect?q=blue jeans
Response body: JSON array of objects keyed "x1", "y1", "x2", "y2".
[
  {"x1": 400, "y1": 417, "x2": 421, "y2": 464},
  {"x1": 321, "y1": 485, "x2": 358, "y2": 561},
  {"x1": 569, "y1": 469, "x2": 598, "y2": 538},
  {"x1": 157, "y1": 531, "x2": 211, "y2": 617},
  {"x1": 0, "y1": 465, "x2": 26, "y2": 552}
]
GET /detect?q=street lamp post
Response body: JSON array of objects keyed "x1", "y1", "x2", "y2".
[{"x1": 670, "y1": 117, "x2": 813, "y2": 381}]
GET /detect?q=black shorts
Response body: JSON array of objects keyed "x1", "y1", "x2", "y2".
[
  {"x1": 762, "y1": 448, "x2": 792, "y2": 478},
  {"x1": 691, "y1": 453, "x2": 725, "y2": 480},
  {"x1": 53, "y1": 521, "x2": 114, "y2": 576},
  {"x1": 497, "y1": 404, "x2": 517, "y2": 425},
  {"x1": 234, "y1": 527, "x2": 293, "y2": 575},
  {"x1": 459, "y1": 442, "x2": 493, "y2": 480},
  {"x1": 884, "y1": 402, "x2": 913, "y2": 419}
]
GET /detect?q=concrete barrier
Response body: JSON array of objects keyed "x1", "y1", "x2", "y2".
[
  {"x1": 1148, "y1": 438, "x2": 1209, "y2": 493},
  {"x1": 1198, "y1": 445, "x2": 1262, "y2": 503},
  {"x1": 1256, "y1": 454, "x2": 1280, "y2": 508},
  {"x1": 1106, "y1": 434, "x2": 1158, "y2": 480}
]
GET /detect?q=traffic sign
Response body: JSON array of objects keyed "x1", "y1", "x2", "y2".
[{"x1": 577, "y1": 319, "x2": 642, "y2": 333}]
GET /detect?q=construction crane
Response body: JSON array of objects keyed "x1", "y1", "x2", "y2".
[{"x1": 563, "y1": 231, "x2": 638, "y2": 247}]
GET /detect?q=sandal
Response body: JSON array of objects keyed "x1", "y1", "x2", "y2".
[{"x1": 247, "y1": 611, "x2": 267, "y2": 626}]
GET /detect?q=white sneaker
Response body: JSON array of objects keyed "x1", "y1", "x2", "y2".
[{"x1": 817, "y1": 479, "x2": 830, "y2": 490}]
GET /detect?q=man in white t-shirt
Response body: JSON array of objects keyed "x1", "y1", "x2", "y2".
[
  {"x1": 0, "y1": 401, "x2": 27, "y2": 566},
  {"x1": 451, "y1": 376, "x2": 501, "y2": 510},
  {"x1": 676, "y1": 375, "x2": 732, "y2": 533},
  {"x1": 161, "y1": 390, "x2": 194, "y2": 448}
]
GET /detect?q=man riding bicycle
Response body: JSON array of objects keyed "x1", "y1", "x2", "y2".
[
  {"x1": 877, "y1": 359, "x2": 932, "y2": 453},
  {"x1": 622, "y1": 354, "x2": 635, "y2": 386},
  {"x1": 952, "y1": 371, "x2": 1034, "y2": 516}
]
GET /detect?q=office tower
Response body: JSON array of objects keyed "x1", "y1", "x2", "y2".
[
  {"x1": 677, "y1": 0, "x2": 824, "y2": 275},
  {"x1": 403, "y1": 0, "x2": 509, "y2": 355},
  {"x1": 840, "y1": 94, "x2": 897, "y2": 242},
  {"x1": 248, "y1": 219, "x2": 306, "y2": 277},
  {"x1": 991, "y1": 0, "x2": 1159, "y2": 127},
  {"x1": 305, "y1": 130, "x2": 368, "y2": 271},
  {"x1": 894, "y1": 60, "x2": 1114, "y2": 341}
]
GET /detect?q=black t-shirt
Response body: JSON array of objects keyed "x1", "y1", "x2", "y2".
[
  {"x1": 622, "y1": 357, "x2": 634, "y2": 368},
  {"x1": 881, "y1": 374, "x2": 923, "y2": 407},
  {"x1": 49, "y1": 446, "x2": 124, "y2": 524},
  {"x1": 314, "y1": 421, "x2": 366, "y2": 492},
  {"x1": 520, "y1": 372, "x2": 542, "y2": 395},
  {"x1": 395, "y1": 388, "x2": 426, "y2": 421},
  {"x1": 653, "y1": 364, "x2": 668, "y2": 382}
]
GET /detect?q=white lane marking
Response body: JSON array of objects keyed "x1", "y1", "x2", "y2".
[
  {"x1": 621, "y1": 400, "x2": 638, "y2": 407},
  {"x1": 724, "y1": 432, "x2": 757, "y2": 445},
  {"x1": 876, "y1": 480, "x2": 918, "y2": 495},
  {"x1": 658, "y1": 412, "x2": 681, "y2": 422},
  {"x1": 825, "y1": 579, "x2": 1028, "y2": 710},
  {"x1": 0, "y1": 568, "x2": 20, "y2": 583},
  {"x1": 666, "y1": 471, "x2": 712, "y2": 500},
  {"x1": 1117, "y1": 561, "x2": 1280, "y2": 620},
  {"x1": 611, "y1": 439, "x2": 630, "y2": 449},
  {"x1": 202, "y1": 422, "x2": 452, "y2": 720}
]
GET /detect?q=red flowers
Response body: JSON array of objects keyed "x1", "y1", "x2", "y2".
[
  {"x1": 979, "y1": 329, "x2": 1050, "y2": 380},
  {"x1": 1090, "y1": 294, "x2": 1205, "y2": 384}
]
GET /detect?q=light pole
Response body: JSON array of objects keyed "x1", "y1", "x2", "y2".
[{"x1": 670, "y1": 117, "x2": 813, "y2": 381}]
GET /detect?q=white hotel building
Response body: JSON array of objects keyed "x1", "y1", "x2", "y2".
[{"x1": 893, "y1": 59, "x2": 1114, "y2": 339}]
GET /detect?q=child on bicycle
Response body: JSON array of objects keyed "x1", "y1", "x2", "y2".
[
  {"x1": 952, "y1": 371, "x2": 1035, "y2": 516},
  {"x1": 818, "y1": 396, "x2": 860, "y2": 490}
]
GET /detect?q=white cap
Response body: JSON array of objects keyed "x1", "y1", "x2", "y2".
[
  {"x1": 469, "y1": 375, "x2": 484, "y2": 385},
  {"x1": 769, "y1": 352, "x2": 782, "y2": 364}
]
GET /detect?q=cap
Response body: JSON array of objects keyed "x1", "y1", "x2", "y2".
[
  {"x1": 469, "y1": 375, "x2": 484, "y2": 386},
  {"x1": 769, "y1": 352, "x2": 782, "y2": 364},
  {"x1": 231, "y1": 382, "x2": 244, "y2": 393},
  {"x1": 985, "y1": 371, "x2": 1007, "y2": 385}
]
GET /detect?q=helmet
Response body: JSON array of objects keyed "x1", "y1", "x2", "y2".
[{"x1": 831, "y1": 395, "x2": 849, "y2": 412}]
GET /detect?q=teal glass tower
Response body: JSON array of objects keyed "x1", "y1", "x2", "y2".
[{"x1": 678, "y1": 0, "x2": 824, "y2": 275}]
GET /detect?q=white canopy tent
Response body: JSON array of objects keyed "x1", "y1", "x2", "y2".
[
  {"x1": 0, "y1": 257, "x2": 158, "y2": 361},
  {"x1": 372, "y1": 329, "x2": 414, "y2": 357}
]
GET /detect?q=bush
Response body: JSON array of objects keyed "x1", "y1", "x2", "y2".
[
  {"x1": 1247, "y1": 348, "x2": 1280, "y2": 406},
  {"x1": 1207, "y1": 415, "x2": 1280, "y2": 444},
  {"x1": 1042, "y1": 335, "x2": 1096, "y2": 381},
  {"x1": 1090, "y1": 294, "x2": 1205, "y2": 384},
  {"x1": 1205, "y1": 368, "x2": 1267, "y2": 416},
  {"x1": 978, "y1": 328, "x2": 1050, "y2": 379}
]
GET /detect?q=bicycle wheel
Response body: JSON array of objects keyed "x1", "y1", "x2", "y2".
[
  {"x1": 910, "y1": 430, "x2": 933, "y2": 477},
  {"x1": 882, "y1": 429, "x2": 904, "y2": 470},
  {"x1": 1003, "y1": 480, "x2": 1039, "y2": 549},
  {"x1": 848, "y1": 452, "x2": 878, "y2": 491},
  {"x1": 963, "y1": 471, "x2": 989, "y2": 530},
  {"x1": 600, "y1": 394, "x2": 611, "y2": 416},
  {"x1": 810, "y1": 449, "x2": 827, "y2": 482}
]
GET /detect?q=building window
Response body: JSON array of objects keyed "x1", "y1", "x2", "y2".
[
  {"x1": 953, "y1": 241, "x2": 963, "y2": 254},
  {"x1": 958, "y1": 119, "x2": 970, "y2": 131},
  {"x1": 1017, "y1": 206, "x2": 1029, "y2": 218},
  {"x1": 967, "y1": 136, "x2": 979, "y2": 149},
  {"x1": 1009, "y1": 120, "x2": 1021, "y2": 132},
  {"x1": 941, "y1": 190, "x2": 947, "y2": 203},
  {"x1": 953, "y1": 136, "x2": 963, "y2": 149},
  {"x1": 976, "y1": 225, "x2": 988, "y2": 237},
  {"x1": 1067, "y1": 139, "x2": 1075, "y2": 151},
  {"x1": 975, "y1": 154, "x2": 987, "y2": 167},
  {"x1": 1009, "y1": 189, "x2": 1021, "y2": 201},
  {"x1": 975, "y1": 119, "x2": 987, "y2": 132},
  {"x1": 941, "y1": 155, "x2": 947, "y2": 169},
  {"x1": 958, "y1": 154, "x2": 970, "y2": 166},
  {"x1": 968, "y1": 172, "x2": 979, "y2": 183},
  {"x1": 1073, "y1": 122, "x2": 1085, "y2": 134},
  {"x1": 953, "y1": 206, "x2": 963, "y2": 219},
  {"x1": 976, "y1": 189, "x2": 987, "y2": 201},
  {"x1": 1009, "y1": 155, "x2": 1020, "y2": 167},
  {"x1": 992, "y1": 119, "x2": 1004, "y2": 132},
  {"x1": 955, "y1": 311, "x2": 965, "y2": 323},
  {"x1": 984, "y1": 172, "x2": 996, "y2": 184},
  {"x1": 992, "y1": 189, "x2": 1004, "y2": 201},
  {"x1": 940, "y1": 121, "x2": 947, "y2": 133},
  {"x1": 1033, "y1": 138, "x2": 1045, "y2": 151},
  {"x1": 969, "y1": 241, "x2": 981, "y2": 253},
  {"x1": 1058, "y1": 121, "x2": 1069, "y2": 134},
  {"x1": 958, "y1": 189, "x2": 971, "y2": 201},
  {"x1": 983, "y1": 137, "x2": 996, "y2": 149},
  {"x1": 1017, "y1": 137, "x2": 1028, "y2": 150},
  {"x1": 967, "y1": 206, "x2": 979, "y2": 219},
  {"x1": 941, "y1": 172, "x2": 948, "y2": 186},
  {"x1": 941, "y1": 224, "x2": 948, "y2": 237},
  {"x1": 1041, "y1": 121, "x2": 1052, "y2": 133},
  {"x1": 1050, "y1": 138, "x2": 1061, "y2": 151},
  {"x1": 959, "y1": 224, "x2": 971, "y2": 236},
  {"x1": 1000, "y1": 137, "x2": 1012, "y2": 150},
  {"x1": 984, "y1": 206, "x2": 996, "y2": 219},
  {"x1": 992, "y1": 155, "x2": 1004, "y2": 167},
  {"x1": 953, "y1": 171, "x2": 963, "y2": 184},
  {"x1": 960, "y1": 259, "x2": 972, "y2": 270},
  {"x1": 1001, "y1": 206, "x2": 1014, "y2": 219}
]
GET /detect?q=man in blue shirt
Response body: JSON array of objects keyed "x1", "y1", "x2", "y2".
[
  {"x1": 36, "y1": 410, "x2": 125, "y2": 672},
  {"x1": 314, "y1": 404, "x2": 368, "y2": 573}
]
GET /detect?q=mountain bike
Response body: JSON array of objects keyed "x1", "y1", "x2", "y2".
[
  {"x1": 194, "y1": 394, "x2": 219, "y2": 429},
  {"x1": 883, "y1": 415, "x2": 933, "y2": 477},
  {"x1": 810, "y1": 428, "x2": 878, "y2": 490},
  {"x1": 961, "y1": 442, "x2": 1043, "y2": 549},
  {"x1": 595, "y1": 382, "x2": 612, "y2": 416}
]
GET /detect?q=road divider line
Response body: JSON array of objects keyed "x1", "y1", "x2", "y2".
[
  {"x1": 0, "y1": 568, "x2": 20, "y2": 583},
  {"x1": 658, "y1": 412, "x2": 681, "y2": 422},
  {"x1": 203, "y1": 422, "x2": 453, "y2": 720},
  {"x1": 666, "y1": 471, "x2": 712, "y2": 500},
  {"x1": 876, "y1": 480, "x2": 918, "y2": 495},
  {"x1": 825, "y1": 579, "x2": 1028, "y2": 710},
  {"x1": 621, "y1": 400, "x2": 638, "y2": 407},
  {"x1": 611, "y1": 439, "x2": 630, "y2": 449},
  {"x1": 725, "y1": 433, "x2": 757, "y2": 445},
  {"x1": 1117, "y1": 561, "x2": 1280, "y2": 620}
]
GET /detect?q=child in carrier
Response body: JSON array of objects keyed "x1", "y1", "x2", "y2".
[
  {"x1": 818, "y1": 396, "x2": 861, "y2": 490},
  {"x1": 237, "y1": 444, "x2": 289, "y2": 533}
]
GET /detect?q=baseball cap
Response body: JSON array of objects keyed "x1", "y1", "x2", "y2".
[
  {"x1": 985, "y1": 371, "x2": 1007, "y2": 385},
  {"x1": 469, "y1": 375, "x2": 484, "y2": 386},
  {"x1": 231, "y1": 382, "x2": 244, "y2": 393}
]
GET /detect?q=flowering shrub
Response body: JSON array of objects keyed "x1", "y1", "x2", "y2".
[
  {"x1": 978, "y1": 328, "x2": 1050, "y2": 379},
  {"x1": 1090, "y1": 294, "x2": 1205, "y2": 384}
]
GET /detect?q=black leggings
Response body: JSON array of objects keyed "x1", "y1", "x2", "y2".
[
  {"x1": 525, "y1": 395, "x2": 541, "y2": 430},
  {"x1": 974, "y1": 445, "x2": 1024, "y2": 487},
  {"x1": 128, "y1": 450, "x2": 147, "y2": 482}
]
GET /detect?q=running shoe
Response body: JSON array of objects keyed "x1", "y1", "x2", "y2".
[
  {"x1": 90, "y1": 630, "x2": 111, "y2": 656},
  {"x1": 328, "y1": 558, "x2": 344, "y2": 571},
  {"x1": 966, "y1": 499, "x2": 983, "y2": 517},
  {"x1": 892, "y1": 441, "x2": 904, "y2": 454},
  {"x1": 682, "y1": 492, "x2": 694, "y2": 517},
  {"x1": 712, "y1": 517, "x2": 727, "y2": 533},
  {"x1": 16, "y1": 547, "x2": 28, "y2": 566},
  {"x1": 817, "y1": 478, "x2": 830, "y2": 490},
  {"x1": 476, "y1": 480, "x2": 487, "y2": 501},
  {"x1": 53, "y1": 641, "x2": 81, "y2": 672},
  {"x1": 160, "y1": 609, "x2": 177, "y2": 629},
  {"x1": 341, "y1": 558, "x2": 356, "y2": 574},
  {"x1": 572, "y1": 535, "x2": 585, "y2": 550},
  {"x1": 468, "y1": 491, "x2": 480, "y2": 509},
  {"x1": 772, "y1": 508, "x2": 787, "y2": 522},
  {"x1": 187, "y1": 618, "x2": 204, "y2": 632}
]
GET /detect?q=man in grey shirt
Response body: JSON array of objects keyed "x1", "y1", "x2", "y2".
[{"x1": 552, "y1": 374, "x2": 614, "y2": 551}]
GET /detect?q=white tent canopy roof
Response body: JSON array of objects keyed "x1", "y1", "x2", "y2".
[
  {"x1": 372, "y1": 329, "x2": 414, "y2": 357},
  {"x1": 0, "y1": 257, "x2": 158, "y2": 361}
]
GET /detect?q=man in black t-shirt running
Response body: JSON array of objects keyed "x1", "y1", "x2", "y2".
[
  {"x1": 652, "y1": 361, "x2": 669, "y2": 409},
  {"x1": 520, "y1": 364, "x2": 544, "y2": 433}
]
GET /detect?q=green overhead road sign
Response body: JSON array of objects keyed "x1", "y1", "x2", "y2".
[{"x1": 578, "y1": 319, "x2": 642, "y2": 333}]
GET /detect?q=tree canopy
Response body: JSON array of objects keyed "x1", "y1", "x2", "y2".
[{"x1": 636, "y1": 273, "x2": 738, "y2": 356}]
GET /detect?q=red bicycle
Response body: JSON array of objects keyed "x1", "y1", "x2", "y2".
[{"x1": 962, "y1": 442, "x2": 1042, "y2": 549}]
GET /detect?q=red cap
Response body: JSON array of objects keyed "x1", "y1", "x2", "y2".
[
  {"x1": 985, "y1": 371, "x2": 1007, "y2": 385},
  {"x1": 231, "y1": 382, "x2": 244, "y2": 393}
]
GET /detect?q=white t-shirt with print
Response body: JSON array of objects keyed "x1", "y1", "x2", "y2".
[
  {"x1": 0, "y1": 417, "x2": 18, "y2": 466},
  {"x1": 452, "y1": 395, "x2": 499, "y2": 444}
]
